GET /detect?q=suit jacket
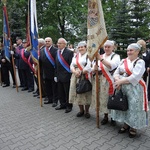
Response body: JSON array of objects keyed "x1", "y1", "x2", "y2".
[
  {"x1": 0, "y1": 49, "x2": 13, "y2": 67},
  {"x1": 143, "y1": 50, "x2": 150, "y2": 81},
  {"x1": 55, "y1": 47, "x2": 73, "y2": 82},
  {"x1": 15, "y1": 44, "x2": 23, "y2": 68},
  {"x1": 39, "y1": 46, "x2": 58, "y2": 79},
  {"x1": 18, "y1": 48, "x2": 30, "y2": 70}
]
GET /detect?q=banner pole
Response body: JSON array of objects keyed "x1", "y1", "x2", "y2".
[{"x1": 96, "y1": 57, "x2": 100, "y2": 128}]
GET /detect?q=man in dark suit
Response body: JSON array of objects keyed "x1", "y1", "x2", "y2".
[
  {"x1": 143, "y1": 47, "x2": 150, "y2": 101},
  {"x1": 15, "y1": 37, "x2": 24, "y2": 87},
  {"x1": 55, "y1": 38, "x2": 74, "y2": 113},
  {"x1": 0, "y1": 47, "x2": 16, "y2": 87},
  {"x1": 15, "y1": 39, "x2": 34, "y2": 92},
  {"x1": 39, "y1": 37, "x2": 58, "y2": 107}
]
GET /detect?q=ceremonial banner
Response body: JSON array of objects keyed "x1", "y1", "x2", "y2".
[
  {"x1": 87, "y1": 0, "x2": 107, "y2": 60},
  {"x1": 29, "y1": 0, "x2": 38, "y2": 65},
  {"x1": 3, "y1": 5, "x2": 10, "y2": 62},
  {"x1": 26, "y1": 13, "x2": 31, "y2": 48}
]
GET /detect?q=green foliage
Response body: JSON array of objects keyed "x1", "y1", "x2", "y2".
[
  {"x1": 102, "y1": 0, "x2": 150, "y2": 50},
  {"x1": 115, "y1": 50, "x2": 127, "y2": 59},
  {"x1": 128, "y1": 0, "x2": 150, "y2": 41},
  {"x1": 0, "y1": 0, "x2": 149, "y2": 47}
]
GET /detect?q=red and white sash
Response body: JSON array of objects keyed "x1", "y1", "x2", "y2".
[
  {"x1": 100, "y1": 55, "x2": 114, "y2": 95},
  {"x1": 21, "y1": 49, "x2": 28, "y2": 64},
  {"x1": 124, "y1": 58, "x2": 149, "y2": 112},
  {"x1": 76, "y1": 53, "x2": 90, "y2": 79}
]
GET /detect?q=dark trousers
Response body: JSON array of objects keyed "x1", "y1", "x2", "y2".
[
  {"x1": 18, "y1": 68, "x2": 24, "y2": 86},
  {"x1": 2, "y1": 64, "x2": 15, "y2": 85},
  {"x1": 44, "y1": 78, "x2": 58, "y2": 103},
  {"x1": 0, "y1": 68, "x2": 4, "y2": 83},
  {"x1": 57, "y1": 81, "x2": 72, "y2": 108},
  {"x1": 21, "y1": 68, "x2": 34, "y2": 90},
  {"x1": 143, "y1": 72, "x2": 150, "y2": 101},
  {"x1": 34, "y1": 75, "x2": 46, "y2": 96}
]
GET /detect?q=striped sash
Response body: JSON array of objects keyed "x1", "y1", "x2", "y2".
[
  {"x1": 57, "y1": 50, "x2": 71, "y2": 73},
  {"x1": 44, "y1": 47, "x2": 55, "y2": 68}
]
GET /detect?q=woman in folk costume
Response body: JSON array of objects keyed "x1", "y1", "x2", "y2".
[
  {"x1": 112, "y1": 43, "x2": 149, "y2": 138},
  {"x1": 69, "y1": 41, "x2": 92, "y2": 118},
  {"x1": 92, "y1": 40, "x2": 120, "y2": 125}
]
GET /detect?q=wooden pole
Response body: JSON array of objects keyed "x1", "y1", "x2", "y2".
[
  {"x1": 96, "y1": 57, "x2": 100, "y2": 128},
  {"x1": 37, "y1": 63, "x2": 42, "y2": 107},
  {"x1": 2, "y1": 0, "x2": 18, "y2": 92}
]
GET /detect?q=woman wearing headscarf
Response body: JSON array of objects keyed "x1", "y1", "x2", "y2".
[
  {"x1": 69, "y1": 41, "x2": 92, "y2": 118},
  {"x1": 112, "y1": 43, "x2": 149, "y2": 138},
  {"x1": 92, "y1": 40, "x2": 120, "y2": 125}
]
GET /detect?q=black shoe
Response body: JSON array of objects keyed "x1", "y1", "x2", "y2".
[
  {"x1": 33, "y1": 93, "x2": 39, "y2": 97},
  {"x1": 110, "y1": 118, "x2": 116, "y2": 126},
  {"x1": 101, "y1": 118, "x2": 108, "y2": 125},
  {"x1": 129, "y1": 129, "x2": 136, "y2": 138},
  {"x1": 76, "y1": 111, "x2": 84, "y2": 117},
  {"x1": 28, "y1": 89, "x2": 34, "y2": 92},
  {"x1": 44, "y1": 101, "x2": 53, "y2": 104},
  {"x1": 21, "y1": 87, "x2": 28, "y2": 91},
  {"x1": 33, "y1": 91, "x2": 38, "y2": 94},
  {"x1": 52, "y1": 103, "x2": 57, "y2": 107},
  {"x1": 118, "y1": 126, "x2": 130, "y2": 134},
  {"x1": 43, "y1": 97, "x2": 49, "y2": 101},
  {"x1": 84, "y1": 113, "x2": 90, "y2": 119},
  {"x1": 55, "y1": 105, "x2": 66, "y2": 110},
  {"x1": 3, "y1": 84, "x2": 10, "y2": 87},
  {"x1": 65, "y1": 108, "x2": 72, "y2": 113},
  {"x1": 37, "y1": 95, "x2": 46, "y2": 98}
]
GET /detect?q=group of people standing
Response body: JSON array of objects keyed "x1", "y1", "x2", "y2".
[{"x1": 0, "y1": 37, "x2": 149, "y2": 138}]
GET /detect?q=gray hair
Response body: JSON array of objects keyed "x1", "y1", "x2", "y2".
[
  {"x1": 77, "y1": 41, "x2": 86, "y2": 48},
  {"x1": 38, "y1": 38, "x2": 46, "y2": 44},
  {"x1": 58, "y1": 38, "x2": 67, "y2": 44},
  {"x1": 127, "y1": 43, "x2": 141, "y2": 51}
]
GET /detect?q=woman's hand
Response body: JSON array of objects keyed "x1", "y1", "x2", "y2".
[
  {"x1": 74, "y1": 70, "x2": 81, "y2": 78},
  {"x1": 83, "y1": 70, "x2": 88, "y2": 74},
  {"x1": 114, "y1": 76, "x2": 120, "y2": 82},
  {"x1": 114, "y1": 79, "x2": 122, "y2": 90}
]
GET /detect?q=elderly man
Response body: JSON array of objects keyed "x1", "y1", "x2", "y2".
[
  {"x1": 39, "y1": 37, "x2": 58, "y2": 107},
  {"x1": 55, "y1": 38, "x2": 74, "y2": 113}
]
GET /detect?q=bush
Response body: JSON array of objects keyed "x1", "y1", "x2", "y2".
[{"x1": 115, "y1": 50, "x2": 127, "y2": 59}]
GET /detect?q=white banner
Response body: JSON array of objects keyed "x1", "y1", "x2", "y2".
[{"x1": 87, "y1": 0, "x2": 107, "y2": 60}]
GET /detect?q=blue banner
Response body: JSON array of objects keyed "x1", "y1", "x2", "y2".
[
  {"x1": 29, "y1": 0, "x2": 38, "y2": 64},
  {"x1": 3, "y1": 6, "x2": 10, "y2": 62}
]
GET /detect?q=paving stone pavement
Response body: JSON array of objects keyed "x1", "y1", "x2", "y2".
[{"x1": 0, "y1": 84, "x2": 150, "y2": 150}]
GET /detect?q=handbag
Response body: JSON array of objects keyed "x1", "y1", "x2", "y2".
[
  {"x1": 76, "y1": 74, "x2": 92, "y2": 94},
  {"x1": 107, "y1": 89, "x2": 128, "y2": 111}
]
